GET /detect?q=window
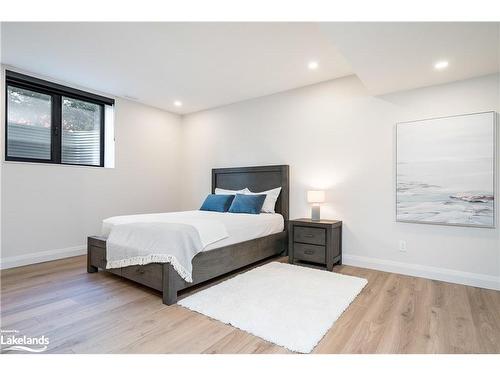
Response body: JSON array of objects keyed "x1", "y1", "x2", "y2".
[
  {"x1": 7, "y1": 86, "x2": 52, "y2": 160},
  {"x1": 61, "y1": 97, "x2": 102, "y2": 166},
  {"x1": 5, "y1": 71, "x2": 114, "y2": 167}
]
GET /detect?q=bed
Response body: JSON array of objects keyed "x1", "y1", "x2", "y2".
[{"x1": 87, "y1": 165, "x2": 289, "y2": 305}]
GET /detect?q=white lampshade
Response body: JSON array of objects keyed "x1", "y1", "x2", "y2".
[{"x1": 307, "y1": 190, "x2": 325, "y2": 203}]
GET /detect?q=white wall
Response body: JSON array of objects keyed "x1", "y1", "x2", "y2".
[
  {"x1": 1, "y1": 79, "x2": 183, "y2": 267},
  {"x1": 181, "y1": 74, "x2": 500, "y2": 289}
]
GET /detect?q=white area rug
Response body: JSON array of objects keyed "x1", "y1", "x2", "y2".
[{"x1": 178, "y1": 262, "x2": 367, "y2": 353}]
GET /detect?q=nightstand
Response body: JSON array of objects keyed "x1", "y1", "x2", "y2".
[{"x1": 288, "y1": 218, "x2": 342, "y2": 271}]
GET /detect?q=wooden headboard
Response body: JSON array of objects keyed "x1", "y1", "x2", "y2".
[{"x1": 211, "y1": 165, "x2": 289, "y2": 222}]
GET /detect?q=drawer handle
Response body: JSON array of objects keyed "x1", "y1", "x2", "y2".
[
  {"x1": 303, "y1": 234, "x2": 314, "y2": 238},
  {"x1": 137, "y1": 269, "x2": 145, "y2": 274},
  {"x1": 304, "y1": 250, "x2": 314, "y2": 255}
]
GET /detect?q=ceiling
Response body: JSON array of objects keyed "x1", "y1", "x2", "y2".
[
  {"x1": 320, "y1": 22, "x2": 500, "y2": 95},
  {"x1": 0, "y1": 22, "x2": 352, "y2": 114},
  {"x1": 1, "y1": 22, "x2": 498, "y2": 114}
]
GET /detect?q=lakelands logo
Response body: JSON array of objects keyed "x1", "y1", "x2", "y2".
[{"x1": 1, "y1": 329, "x2": 49, "y2": 353}]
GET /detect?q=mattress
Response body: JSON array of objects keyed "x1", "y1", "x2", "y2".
[{"x1": 102, "y1": 210, "x2": 284, "y2": 252}]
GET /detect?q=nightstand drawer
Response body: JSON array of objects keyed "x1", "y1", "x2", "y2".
[
  {"x1": 293, "y1": 243, "x2": 326, "y2": 264},
  {"x1": 294, "y1": 226, "x2": 326, "y2": 245}
]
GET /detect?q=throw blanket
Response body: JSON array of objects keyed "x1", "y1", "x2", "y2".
[{"x1": 105, "y1": 213, "x2": 229, "y2": 282}]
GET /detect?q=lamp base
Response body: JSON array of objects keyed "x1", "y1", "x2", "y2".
[{"x1": 311, "y1": 205, "x2": 321, "y2": 221}]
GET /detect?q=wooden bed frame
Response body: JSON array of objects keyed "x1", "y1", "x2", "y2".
[{"x1": 87, "y1": 165, "x2": 289, "y2": 305}]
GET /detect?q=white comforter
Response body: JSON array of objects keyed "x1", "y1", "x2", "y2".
[{"x1": 104, "y1": 211, "x2": 229, "y2": 282}]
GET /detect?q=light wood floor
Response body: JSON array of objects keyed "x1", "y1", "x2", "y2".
[{"x1": 1, "y1": 255, "x2": 499, "y2": 354}]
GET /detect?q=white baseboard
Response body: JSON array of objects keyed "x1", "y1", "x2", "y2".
[
  {"x1": 343, "y1": 254, "x2": 500, "y2": 291},
  {"x1": 2, "y1": 246, "x2": 498, "y2": 291},
  {"x1": 0, "y1": 245, "x2": 86, "y2": 270}
]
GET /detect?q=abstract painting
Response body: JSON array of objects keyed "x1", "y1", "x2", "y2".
[{"x1": 396, "y1": 112, "x2": 496, "y2": 227}]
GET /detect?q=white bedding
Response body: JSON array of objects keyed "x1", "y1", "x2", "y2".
[
  {"x1": 102, "y1": 210, "x2": 284, "y2": 252},
  {"x1": 203, "y1": 211, "x2": 284, "y2": 250}
]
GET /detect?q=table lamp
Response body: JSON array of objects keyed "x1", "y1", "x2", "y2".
[{"x1": 307, "y1": 190, "x2": 325, "y2": 221}]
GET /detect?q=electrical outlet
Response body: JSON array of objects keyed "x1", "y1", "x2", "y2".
[{"x1": 399, "y1": 240, "x2": 407, "y2": 252}]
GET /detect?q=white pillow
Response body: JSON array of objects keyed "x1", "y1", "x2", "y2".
[
  {"x1": 215, "y1": 187, "x2": 250, "y2": 195},
  {"x1": 245, "y1": 187, "x2": 282, "y2": 213}
]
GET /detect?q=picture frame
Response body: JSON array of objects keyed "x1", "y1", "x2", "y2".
[{"x1": 396, "y1": 111, "x2": 497, "y2": 228}]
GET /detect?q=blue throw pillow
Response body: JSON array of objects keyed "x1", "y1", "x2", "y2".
[
  {"x1": 228, "y1": 194, "x2": 266, "y2": 214},
  {"x1": 200, "y1": 194, "x2": 235, "y2": 212}
]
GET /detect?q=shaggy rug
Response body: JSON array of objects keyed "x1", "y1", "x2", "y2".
[{"x1": 178, "y1": 262, "x2": 367, "y2": 353}]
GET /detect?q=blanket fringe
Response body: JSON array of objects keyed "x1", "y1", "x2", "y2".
[{"x1": 106, "y1": 254, "x2": 193, "y2": 283}]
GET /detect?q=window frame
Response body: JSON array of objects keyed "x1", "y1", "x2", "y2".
[{"x1": 5, "y1": 70, "x2": 114, "y2": 167}]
